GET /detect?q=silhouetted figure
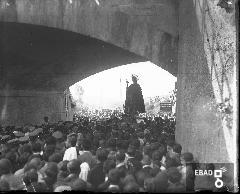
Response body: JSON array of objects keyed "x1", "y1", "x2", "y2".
[
  {"x1": 125, "y1": 75, "x2": 145, "y2": 116},
  {"x1": 43, "y1": 116, "x2": 49, "y2": 126}
]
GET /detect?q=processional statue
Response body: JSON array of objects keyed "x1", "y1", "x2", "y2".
[{"x1": 124, "y1": 75, "x2": 145, "y2": 116}]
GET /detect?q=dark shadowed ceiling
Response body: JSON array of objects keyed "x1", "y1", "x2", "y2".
[{"x1": 0, "y1": 22, "x2": 146, "y2": 92}]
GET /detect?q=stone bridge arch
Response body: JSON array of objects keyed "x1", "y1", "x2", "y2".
[
  {"x1": 0, "y1": 0, "x2": 179, "y2": 125},
  {"x1": 0, "y1": 0, "x2": 179, "y2": 76}
]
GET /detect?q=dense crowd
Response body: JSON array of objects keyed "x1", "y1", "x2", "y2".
[
  {"x1": 0, "y1": 114, "x2": 230, "y2": 192},
  {"x1": 74, "y1": 108, "x2": 124, "y2": 121}
]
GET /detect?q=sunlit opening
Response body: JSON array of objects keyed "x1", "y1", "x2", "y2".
[{"x1": 69, "y1": 61, "x2": 177, "y2": 112}]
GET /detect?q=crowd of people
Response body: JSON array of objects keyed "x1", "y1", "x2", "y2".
[
  {"x1": 0, "y1": 113, "x2": 230, "y2": 192},
  {"x1": 74, "y1": 108, "x2": 124, "y2": 121}
]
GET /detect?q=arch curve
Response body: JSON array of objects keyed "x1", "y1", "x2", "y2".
[{"x1": 0, "y1": 0, "x2": 179, "y2": 78}]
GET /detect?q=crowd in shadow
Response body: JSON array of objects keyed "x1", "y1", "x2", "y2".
[{"x1": 0, "y1": 113, "x2": 232, "y2": 192}]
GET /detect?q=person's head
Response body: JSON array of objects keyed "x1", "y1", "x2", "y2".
[
  {"x1": 108, "y1": 168, "x2": 121, "y2": 185},
  {"x1": 0, "y1": 158, "x2": 12, "y2": 175},
  {"x1": 103, "y1": 159, "x2": 116, "y2": 175},
  {"x1": 144, "y1": 177, "x2": 155, "y2": 192},
  {"x1": 96, "y1": 148, "x2": 108, "y2": 163},
  {"x1": 135, "y1": 150, "x2": 143, "y2": 161},
  {"x1": 43, "y1": 145, "x2": 56, "y2": 162},
  {"x1": 76, "y1": 132, "x2": 83, "y2": 144},
  {"x1": 167, "y1": 167, "x2": 182, "y2": 184},
  {"x1": 165, "y1": 157, "x2": 179, "y2": 169},
  {"x1": 122, "y1": 174, "x2": 136, "y2": 186},
  {"x1": 44, "y1": 162, "x2": 58, "y2": 186},
  {"x1": 166, "y1": 139, "x2": 175, "y2": 154},
  {"x1": 127, "y1": 159, "x2": 142, "y2": 174},
  {"x1": 123, "y1": 182, "x2": 140, "y2": 192},
  {"x1": 31, "y1": 142, "x2": 42, "y2": 153},
  {"x1": 141, "y1": 154, "x2": 152, "y2": 166},
  {"x1": 45, "y1": 136, "x2": 56, "y2": 146},
  {"x1": 169, "y1": 143, "x2": 182, "y2": 158},
  {"x1": 107, "y1": 151, "x2": 116, "y2": 161},
  {"x1": 0, "y1": 180, "x2": 10, "y2": 191},
  {"x1": 71, "y1": 178, "x2": 86, "y2": 191},
  {"x1": 127, "y1": 144, "x2": 136, "y2": 157},
  {"x1": 116, "y1": 150, "x2": 125, "y2": 164},
  {"x1": 81, "y1": 139, "x2": 91, "y2": 150},
  {"x1": 18, "y1": 152, "x2": 31, "y2": 169},
  {"x1": 150, "y1": 142, "x2": 160, "y2": 152},
  {"x1": 158, "y1": 144, "x2": 167, "y2": 156},
  {"x1": 28, "y1": 158, "x2": 44, "y2": 171},
  {"x1": 23, "y1": 168, "x2": 38, "y2": 186},
  {"x1": 143, "y1": 145, "x2": 152, "y2": 157},
  {"x1": 92, "y1": 138, "x2": 99, "y2": 148},
  {"x1": 149, "y1": 166, "x2": 160, "y2": 177},
  {"x1": 67, "y1": 159, "x2": 80, "y2": 174},
  {"x1": 5, "y1": 151, "x2": 17, "y2": 167},
  {"x1": 48, "y1": 153, "x2": 62, "y2": 164},
  {"x1": 132, "y1": 75, "x2": 138, "y2": 84},
  {"x1": 45, "y1": 162, "x2": 58, "y2": 178},
  {"x1": 116, "y1": 140, "x2": 123, "y2": 151},
  {"x1": 20, "y1": 144, "x2": 32, "y2": 154},
  {"x1": 180, "y1": 152, "x2": 194, "y2": 165},
  {"x1": 99, "y1": 139, "x2": 105, "y2": 148},
  {"x1": 152, "y1": 150, "x2": 163, "y2": 162},
  {"x1": 154, "y1": 171, "x2": 169, "y2": 192},
  {"x1": 157, "y1": 136, "x2": 166, "y2": 145},
  {"x1": 58, "y1": 160, "x2": 69, "y2": 172},
  {"x1": 106, "y1": 138, "x2": 116, "y2": 151},
  {"x1": 71, "y1": 125, "x2": 79, "y2": 134},
  {"x1": 135, "y1": 170, "x2": 150, "y2": 187},
  {"x1": 130, "y1": 139, "x2": 140, "y2": 150},
  {"x1": 137, "y1": 132, "x2": 144, "y2": 139}
]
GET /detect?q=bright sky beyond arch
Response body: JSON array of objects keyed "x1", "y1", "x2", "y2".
[{"x1": 70, "y1": 61, "x2": 177, "y2": 109}]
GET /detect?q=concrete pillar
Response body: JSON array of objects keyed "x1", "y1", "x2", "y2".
[
  {"x1": 0, "y1": 90, "x2": 66, "y2": 126},
  {"x1": 176, "y1": 0, "x2": 236, "y2": 164}
]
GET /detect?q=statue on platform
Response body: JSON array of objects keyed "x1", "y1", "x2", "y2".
[{"x1": 124, "y1": 75, "x2": 145, "y2": 116}]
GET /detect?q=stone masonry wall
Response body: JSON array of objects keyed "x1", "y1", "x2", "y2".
[
  {"x1": 176, "y1": 0, "x2": 237, "y2": 164},
  {"x1": 0, "y1": 90, "x2": 66, "y2": 126}
]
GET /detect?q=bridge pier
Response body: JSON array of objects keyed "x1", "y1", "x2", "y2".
[{"x1": 176, "y1": 0, "x2": 236, "y2": 164}]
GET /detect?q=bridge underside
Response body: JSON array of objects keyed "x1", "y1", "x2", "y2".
[
  {"x1": 0, "y1": 22, "x2": 146, "y2": 92},
  {"x1": 0, "y1": 22, "x2": 146, "y2": 125}
]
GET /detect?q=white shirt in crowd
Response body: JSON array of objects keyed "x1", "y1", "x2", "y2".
[
  {"x1": 79, "y1": 162, "x2": 90, "y2": 181},
  {"x1": 63, "y1": 147, "x2": 77, "y2": 161}
]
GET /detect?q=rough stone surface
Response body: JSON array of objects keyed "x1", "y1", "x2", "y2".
[
  {"x1": 0, "y1": 22, "x2": 144, "y2": 91},
  {"x1": 0, "y1": 0, "x2": 179, "y2": 77},
  {"x1": 176, "y1": 0, "x2": 236, "y2": 164},
  {"x1": 0, "y1": 90, "x2": 65, "y2": 126}
]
